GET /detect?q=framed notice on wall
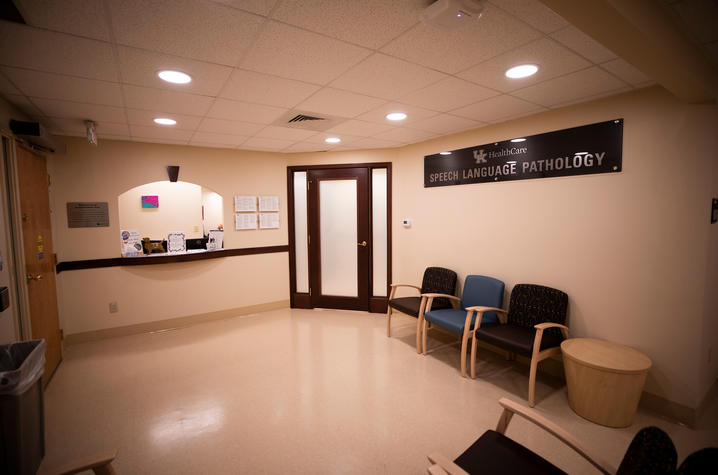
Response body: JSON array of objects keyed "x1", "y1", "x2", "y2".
[
  {"x1": 234, "y1": 195, "x2": 257, "y2": 212},
  {"x1": 259, "y1": 213, "x2": 279, "y2": 229},
  {"x1": 258, "y1": 196, "x2": 279, "y2": 212},
  {"x1": 235, "y1": 213, "x2": 257, "y2": 230}
]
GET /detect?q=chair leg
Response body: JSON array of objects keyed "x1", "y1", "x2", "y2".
[
  {"x1": 416, "y1": 317, "x2": 423, "y2": 354},
  {"x1": 460, "y1": 329, "x2": 472, "y2": 378},
  {"x1": 422, "y1": 320, "x2": 428, "y2": 355},
  {"x1": 386, "y1": 306, "x2": 392, "y2": 337},
  {"x1": 470, "y1": 334, "x2": 478, "y2": 379},
  {"x1": 528, "y1": 356, "x2": 538, "y2": 407}
]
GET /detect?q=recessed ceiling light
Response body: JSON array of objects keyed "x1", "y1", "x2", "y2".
[
  {"x1": 154, "y1": 118, "x2": 177, "y2": 126},
  {"x1": 510, "y1": 138, "x2": 526, "y2": 142},
  {"x1": 505, "y1": 64, "x2": 538, "y2": 79},
  {"x1": 325, "y1": 137, "x2": 341, "y2": 143},
  {"x1": 158, "y1": 70, "x2": 192, "y2": 84},
  {"x1": 439, "y1": 151, "x2": 452, "y2": 155},
  {"x1": 386, "y1": 112, "x2": 407, "y2": 121}
]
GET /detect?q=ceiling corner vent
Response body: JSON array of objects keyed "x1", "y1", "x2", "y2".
[{"x1": 288, "y1": 114, "x2": 325, "y2": 123}]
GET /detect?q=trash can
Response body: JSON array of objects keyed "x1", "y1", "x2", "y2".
[{"x1": 0, "y1": 339, "x2": 46, "y2": 475}]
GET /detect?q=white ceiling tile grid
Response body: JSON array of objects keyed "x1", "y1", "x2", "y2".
[{"x1": 0, "y1": 1, "x2": 677, "y2": 152}]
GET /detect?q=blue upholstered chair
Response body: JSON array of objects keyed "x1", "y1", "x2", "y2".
[{"x1": 421, "y1": 275, "x2": 504, "y2": 377}]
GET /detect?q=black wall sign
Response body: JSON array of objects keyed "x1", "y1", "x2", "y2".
[{"x1": 424, "y1": 119, "x2": 623, "y2": 188}]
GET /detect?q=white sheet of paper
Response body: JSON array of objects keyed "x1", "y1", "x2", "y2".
[
  {"x1": 235, "y1": 213, "x2": 257, "y2": 230},
  {"x1": 234, "y1": 195, "x2": 257, "y2": 212},
  {"x1": 258, "y1": 195, "x2": 279, "y2": 212},
  {"x1": 259, "y1": 213, "x2": 280, "y2": 229}
]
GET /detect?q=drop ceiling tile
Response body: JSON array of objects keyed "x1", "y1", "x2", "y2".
[
  {"x1": 351, "y1": 137, "x2": 403, "y2": 149},
  {"x1": 399, "y1": 77, "x2": 498, "y2": 112},
  {"x1": 511, "y1": 67, "x2": 627, "y2": 107},
  {"x1": 671, "y1": 0, "x2": 718, "y2": 43},
  {"x1": 271, "y1": 0, "x2": 425, "y2": 50},
  {"x1": 132, "y1": 136, "x2": 190, "y2": 146},
  {"x1": 451, "y1": 94, "x2": 545, "y2": 122},
  {"x1": 49, "y1": 118, "x2": 130, "y2": 136},
  {"x1": 211, "y1": 0, "x2": 279, "y2": 16},
  {"x1": 0, "y1": 22, "x2": 118, "y2": 81},
  {"x1": 600, "y1": 58, "x2": 654, "y2": 87},
  {"x1": 220, "y1": 69, "x2": 320, "y2": 108},
  {"x1": 14, "y1": 0, "x2": 111, "y2": 41},
  {"x1": 356, "y1": 102, "x2": 439, "y2": 126},
  {"x1": 0, "y1": 73, "x2": 20, "y2": 95},
  {"x1": 206, "y1": 99, "x2": 287, "y2": 123},
  {"x1": 295, "y1": 88, "x2": 386, "y2": 118},
  {"x1": 303, "y1": 132, "x2": 363, "y2": 145},
  {"x1": 31, "y1": 98, "x2": 126, "y2": 123},
  {"x1": 457, "y1": 37, "x2": 591, "y2": 92},
  {"x1": 489, "y1": 0, "x2": 568, "y2": 33},
  {"x1": 255, "y1": 125, "x2": 318, "y2": 141},
  {"x1": 373, "y1": 127, "x2": 437, "y2": 144},
  {"x1": 4, "y1": 94, "x2": 44, "y2": 117},
  {"x1": 198, "y1": 117, "x2": 265, "y2": 136},
  {"x1": 325, "y1": 120, "x2": 395, "y2": 137},
  {"x1": 284, "y1": 142, "x2": 329, "y2": 153},
  {"x1": 330, "y1": 53, "x2": 447, "y2": 100},
  {"x1": 550, "y1": 26, "x2": 617, "y2": 63},
  {"x1": 123, "y1": 85, "x2": 214, "y2": 116},
  {"x1": 1, "y1": 67, "x2": 123, "y2": 106},
  {"x1": 130, "y1": 124, "x2": 195, "y2": 141},
  {"x1": 381, "y1": 3, "x2": 542, "y2": 74},
  {"x1": 190, "y1": 131, "x2": 248, "y2": 146},
  {"x1": 409, "y1": 114, "x2": 484, "y2": 135},
  {"x1": 240, "y1": 21, "x2": 371, "y2": 85},
  {"x1": 189, "y1": 141, "x2": 236, "y2": 150},
  {"x1": 125, "y1": 109, "x2": 203, "y2": 131},
  {"x1": 241, "y1": 136, "x2": 295, "y2": 150},
  {"x1": 117, "y1": 47, "x2": 233, "y2": 97},
  {"x1": 109, "y1": 0, "x2": 265, "y2": 66}
]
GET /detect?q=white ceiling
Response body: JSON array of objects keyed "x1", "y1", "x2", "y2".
[{"x1": 0, "y1": 0, "x2": 658, "y2": 153}]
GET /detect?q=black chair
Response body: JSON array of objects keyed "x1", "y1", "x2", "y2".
[
  {"x1": 427, "y1": 398, "x2": 716, "y2": 475},
  {"x1": 386, "y1": 267, "x2": 457, "y2": 353},
  {"x1": 471, "y1": 284, "x2": 568, "y2": 407}
]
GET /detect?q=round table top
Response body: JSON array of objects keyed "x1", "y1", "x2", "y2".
[{"x1": 561, "y1": 338, "x2": 652, "y2": 374}]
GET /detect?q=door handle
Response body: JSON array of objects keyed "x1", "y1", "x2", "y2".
[
  {"x1": 26, "y1": 273, "x2": 43, "y2": 282},
  {"x1": 358, "y1": 240, "x2": 367, "y2": 247}
]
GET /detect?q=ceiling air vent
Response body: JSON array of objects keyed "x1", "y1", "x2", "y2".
[
  {"x1": 288, "y1": 114, "x2": 325, "y2": 123},
  {"x1": 274, "y1": 110, "x2": 347, "y2": 132}
]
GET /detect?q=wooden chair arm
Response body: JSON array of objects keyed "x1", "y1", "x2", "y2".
[
  {"x1": 421, "y1": 293, "x2": 460, "y2": 301},
  {"x1": 52, "y1": 448, "x2": 118, "y2": 475},
  {"x1": 534, "y1": 322, "x2": 569, "y2": 339},
  {"x1": 427, "y1": 452, "x2": 469, "y2": 475},
  {"x1": 464, "y1": 306, "x2": 507, "y2": 314},
  {"x1": 496, "y1": 398, "x2": 614, "y2": 474},
  {"x1": 422, "y1": 293, "x2": 461, "y2": 312},
  {"x1": 390, "y1": 283, "x2": 421, "y2": 291}
]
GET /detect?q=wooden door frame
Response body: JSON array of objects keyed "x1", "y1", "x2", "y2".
[
  {"x1": 287, "y1": 163, "x2": 392, "y2": 313},
  {"x1": 3, "y1": 137, "x2": 34, "y2": 341}
]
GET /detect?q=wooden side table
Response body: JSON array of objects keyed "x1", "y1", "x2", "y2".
[{"x1": 561, "y1": 338, "x2": 652, "y2": 428}]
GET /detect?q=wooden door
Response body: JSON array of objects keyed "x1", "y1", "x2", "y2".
[
  {"x1": 308, "y1": 167, "x2": 370, "y2": 310},
  {"x1": 16, "y1": 145, "x2": 62, "y2": 385}
]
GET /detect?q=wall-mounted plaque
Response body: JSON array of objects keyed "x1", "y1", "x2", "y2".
[
  {"x1": 67, "y1": 202, "x2": 110, "y2": 227},
  {"x1": 424, "y1": 119, "x2": 623, "y2": 188}
]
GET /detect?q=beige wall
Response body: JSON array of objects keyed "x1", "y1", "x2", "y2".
[
  {"x1": 118, "y1": 180, "x2": 203, "y2": 240},
  {"x1": 46, "y1": 86, "x2": 717, "y2": 411},
  {"x1": 202, "y1": 188, "x2": 223, "y2": 233},
  {"x1": 49, "y1": 138, "x2": 289, "y2": 335},
  {"x1": 287, "y1": 87, "x2": 717, "y2": 410}
]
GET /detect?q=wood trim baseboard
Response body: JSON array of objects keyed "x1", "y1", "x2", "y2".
[
  {"x1": 56, "y1": 245, "x2": 289, "y2": 273},
  {"x1": 63, "y1": 300, "x2": 290, "y2": 345}
]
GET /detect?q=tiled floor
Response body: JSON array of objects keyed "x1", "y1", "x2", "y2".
[{"x1": 39, "y1": 308, "x2": 717, "y2": 474}]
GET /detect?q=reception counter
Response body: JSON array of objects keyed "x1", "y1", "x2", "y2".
[{"x1": 56, "y1": 245, "x2": 289, "y2": 273}]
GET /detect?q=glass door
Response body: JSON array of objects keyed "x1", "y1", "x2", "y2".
[{"x1": 307, "y1": 168, "x2": 369, "y2": 310}]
